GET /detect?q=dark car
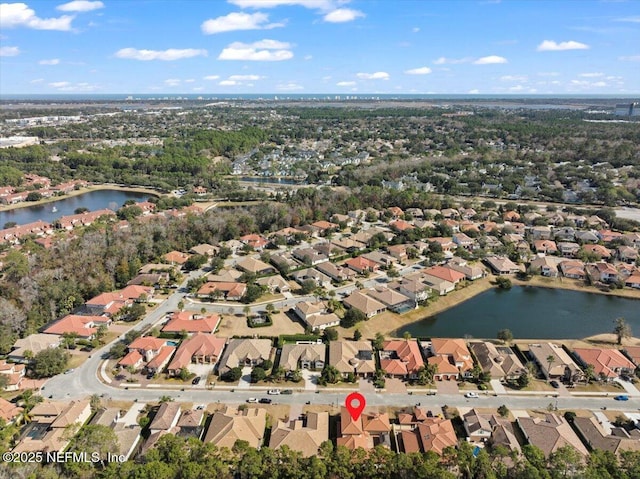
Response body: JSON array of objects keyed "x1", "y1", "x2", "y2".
[
  {"x1": 192, "y1": 376, "x2": 201, "y2": 385},
  {"x1": 146, "y1": 372, "x2": 155, "y2": 380},
  {"x1": 614, "y1": 395, "x2": 629, "y2": 401},
  {"x1": 258, "y1": 398, "x2": 272, "y2": 404},
  {"x1": 550, "y1": 380, "x2": 560, "y2": 389},
  {"x1": 282, "y1": 389, "x2": 293, "y2": 395}
]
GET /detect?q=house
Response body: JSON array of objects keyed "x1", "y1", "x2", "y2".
[
  {"x1": 484, "y1": 256, "x2": 521, "y2": 275},
  {"x1": 167, "y1": 334, "x2": 227, "y2": 376},
  {"x1": 0, "y1": 397, "x2": 23, "y2": 423},
  {"x1": 217, "y1": 339, "x2": 272, "y2": 375},
  {"x1": 395, "y1": 416, "x2": 457, "y2": 455},
  {"x1": 528, "y1": 343, "x2": 584, "y2": 382},
  {"x1": 503, "y1": 211, "x2": 521, "y2": 222},
  {"x1": 269, "y1": 412, "x2": 329, "y2": 457},
  {"x1": 0, "y1": 220, "x2": 53, "y2": 245},
  {"x1": 56, "y1": 209, "x2": 116, "y2": 230},
  {"x1": 343, "y1": 291, "x2": 386, "y2": 318},
  {"x1": 176, "y1": 409, "x2": 205, "y2": 439},
  {"x1": 380, "y1": 339, "x2": 425, "y2": 379},
  {"x1": 534, "y1": 240, "x2": 558, "y2": 255},
  {"x1": 337, "y1": 407, "x2": 391, "y2": 450},
  {"x1": 279, "y1": 343, "x2": 326, "y2": 371},
  {"x1": 575, "y1": 231, "x2": 600, "y2": 244},
  {"x1": 573, "y1": 348, "x2": 635, "y2": 381},
  {"x1": 126, "y1": 336, "x2": 166, "y2": 361},
  {"x1": 517, "y1": 414, "x2": 589, "y2": 457},
  {"x1": 145, "y1": 346, "x2": 176, "y2": 374},
  {"x1": 365, "y1": 287, "x2": 415, "y2": 313},
  {"x1": 189, "y1": 244, "x2": 218, "y2": 257},
  {"x1": 420, "y1": 274, "x2": 456, "y2": 296},
  {"x1": 529, "y1": 256, "x2": 562, "y2": 277},
  {"x1": 236, "y1": 257, "x2": 276, "y2": 276},
  {"x1": 290, "y1": 268, "x2": 332, "y2": 289},
  {"x1": 43, "y1": 314, "x2": 110, "y2": 339},
  {"x1": 557, "y1": 242, "x2": 580, "y2": 257},
  {"x1": 559, "y1": 260, "x2": 586, "y2": 280},
  {"x1": 163, "y1": 251, "x2": 190, "y2": 265},
  {"x1": 345, "y1": 256, "x2": 380, "y2": 274},
  {"x1": 428, "y1": 338, "x2": 474, "y2": 380},
  {"x1": 255, "y1": 274, "x2": 290, "y2": 293},
  {"x1": 469, "y1": 342, "x2": 526, "y2": 381},
  {"x1": 447, "y1": 257, "x2": 484, "y2": 280},
  {"x1": 389, "y1": 278, "x2": 432, "y2": 302},
  {"x1": 90, "y1": 406, "x2": 142, "y2": 460},
  {"x1": 9, "y1": 334, "x2": 61, "y2": 363},
  {"x1": 13, "y1": 400, "x2": 91, "y2": 453},
  {"x1": 452, "y1": 232, "x2": 476, "y2": 250},
  {"x1": 572, "y1": 416, "x2": 640, "y2": 456},
  {"x1": 389, "y1": 219, "x2": 415, "y2": 232},
  {"x1": 625, "y1": 273, "x2": 640, "y2": 289},
  {"x1": 424, "y1": 265, "x2": 466, "y2": 285},
  {"x1": 240, "y1": 234, "x2": 269, "y2": 251},
  {"x1": 311, "y1": 220, "x2": 339, "y2": 233},
  {"x1": 623, "y1": 346, "x2": 640, "y2": 366},
  {"x1": 293, "y1": 301, "x2": 340, "y2": 331},
  {"x1": 161, "y1": 311, "x2": 219, "y2": 335},
  {"x1": 530, "y1": 226, "x2": 553, "y2": 240},
  {"x1": 148, "y1": 402, "x2": 182, "y2": 434},
  {"x1": 585, "y1": 262, "x2": 618, "y2": 283},
  {"x1": 117, "y1": 350, "x2": 145, "y2": 370},
  {"x1": 204, "y1": 407, "x2": 266, "y2": 449},
  {"x1": 618, "y1": 246, "x2": 638, "y2": 264},
  {"x1": 315, "y1": 261, "x2": 357, "y2": 282},
  {"x1": 127, "y1": 272, "x2": 170, "y2": 287},
  {"x1": 292, "y1": 247, "x2": 329, "y2": 265},
  {"x1": 554, "y1": 227, "x2": 576, "y2": 241},
  {"x1": 362, "y1": 251, "x2": 396, "y2": 267},
  {"x1": 0, "y1": 360, "x2": 25, "y2": 391},
  {"x1": 196, "y1": 282, "x2": 247, "y2": 301},
  {"x1": 582, "y1": 244, "x2": 612, "y2": 259},
  {"x1": 462, "y1": 409, "x2": 521, "y2": 452},
  {"x1": 329, "y1": 340, "x2": 376, "y2": 378}
]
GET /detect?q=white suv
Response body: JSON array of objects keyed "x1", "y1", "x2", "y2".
[
  {"x1": 267, "y1": 389, "x2": 281, "y2": 395},
  {"x1": 464, "y1": 392, "x2": 479, "y2": 398},
  {"x1": 246, "y1": 398, "x2": 258, "y2": 403}
]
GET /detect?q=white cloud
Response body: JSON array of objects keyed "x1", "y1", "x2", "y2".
[
  {"x1": 500, "y1": 74, "x2": 528, "y2": 82},
  {"x1": 412, "y1": 27, "x2": 420, "y2": 33},
  {"x1": 30, "y1": 78, "x2": 43, "y2": 83},
  {"x1": 219, "y1": 80, "x2": 237, "y2": 86},
  {"x1": 579, "y1": 72, "x2": 603, "y2": 77},
  {"x1": 184, "y1": 79, "x2": 195, "y2": 83},
  {"x1": 473, "y1": 55, "x2": 508, "y2": 65},
  {"x1": 276, "y1": 82, "x2": 303, "y2": 90},
  {"x1": 615, "y1": 16, "x2": 640, "y2": 23},
  {"x1": 1, "y1": 3, "x2": 74, "y2": 30},
  {"x1": 324, "y1": 8, "x2": 364, "y2": 23},
  {"x1": 433, "y1": 56, "x2": 471, "y2": 65},
  {"x1": 509, "y1": 85, "x2": 524, "y2": 91},
  {"x1": 201, "y1": 11, "x2": 283, "y2": 34},
  {"x1": 356, "y1": 71, "x2": 389, "y2": 80},
  {"x1": 164, "y1": 78, "x2": 181, "y2": 87},
  {"x1": 619, "y1": 55, "x2": 640, "y2": 62},
  {"x1": 404, "y1": 66, "x2": 432, "y2": 75},
  {"x1": 115, "y1": 48, "x2": 208, "y2": 61},
  {"x1": 218, "y1": 39, "x2": 293, "y2": 61},
  {"x1": 229, "y1": 74, "x2": 262, "y2": 80},
  {"x1": 229, "y1": 0, "x2": 335, "y2": 10},
  {"x1": 203, "y1": 75, "x2": 220, "y2": 80},
  {"x1": 537, "y1": 71, "x2": 560, "y2": 76},
  {"x1": 48, "y1": 81, "x2": 98, "y2": 91},
  {"x1": 0, "y1": 45, "x2": 19, "y2": 56},
  {"x1": 39, "y1": 58, "x2": 60, "y2": 65},
  {"x1": 537, "y1": 40, "x2": 589, "y2": 51},
  {"x1": 571, "y1": 79, "x2": 607, "y2": 88},
  {"x1": 56, "y1": 1, "x2": 104, "y2": 12},
  {"x1": 336, "y1": 81, "x2": 356, "y2": 86},
  {"x1": 468, "y1": 89, "x2": 480, "y2": 94}
]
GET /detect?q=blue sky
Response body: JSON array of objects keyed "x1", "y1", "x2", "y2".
[{"x1": 0, "y1": 0, "x2": 638, "y2": 95}]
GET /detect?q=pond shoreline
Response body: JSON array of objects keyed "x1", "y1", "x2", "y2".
[{"x1": 0, "y1": 184, "x2": 162, "y2": 213}]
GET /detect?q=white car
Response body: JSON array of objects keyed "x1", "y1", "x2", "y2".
[
  {"x1": 464, "y1": 392, "x2": 480, "y2": 398},
  {"x1": 267, "y1": 389, "x2": 281, "y2": 395},
  {"x1": 246, "y1": 398, "x2": 258, "y2": 403}
]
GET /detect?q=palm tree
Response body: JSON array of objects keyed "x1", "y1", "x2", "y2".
[
  {"x1": 613, "y1": 317, "x2": 631, "y2": 346},
  {"x1": 546, "y1": 355, "x2": 555, "y2": 382},
  {"x1": 243, "y1": 305, "x2": 251, "y2": 319}
]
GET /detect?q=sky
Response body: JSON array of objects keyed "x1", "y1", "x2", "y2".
[{"x1": 0, "y1": 0, "x2": 639, "y2": 95}]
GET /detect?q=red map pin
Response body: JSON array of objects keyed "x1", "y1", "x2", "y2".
[{"x1": 345, "y1": 392, "x2": 366, "y2": 421}]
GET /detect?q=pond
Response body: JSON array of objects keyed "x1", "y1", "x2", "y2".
[
  {"x1": 1, "y1": 189, "x2": 154, "y2": 227},
  {"x1": 395, "y1": 286, "x2": 640, "y2": 340}
]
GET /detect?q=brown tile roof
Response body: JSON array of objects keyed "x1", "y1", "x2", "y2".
[
  {"x1": 161, "y1": 312, "x2": 219, "y2": 334},
  {"x1": 167, "y1": 333, "x2": 226, "y2": 372}
]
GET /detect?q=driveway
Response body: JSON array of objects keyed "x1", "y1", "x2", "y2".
[
  {"x1": 188, "y1": 364, "x2": 214, "y2": 388},
  {"x1": 120, "y1": 402, "x2": 147, "y2": 427},
  {"x1": 490, "y1": 380, "x2": 507, "y2": 395},
  {"x1": 614, "y1": 378, "x2": 640, "y2": 397},
  {"x1": 301, "y1": 370, "x2": 319, "y2": 391},
  {"x1": 386, "y1": 378, "x2": 407, "y2": 394},
  {"x1": 237, "y1": 367, "x2": 253, "y2": 389},
  {"x1": 436, "y1": 381, "x2": 459, "y2": 394}
]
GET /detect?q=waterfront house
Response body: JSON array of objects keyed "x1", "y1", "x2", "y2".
[
  {"x1": 380, "y1": 339, "x2": 425, "y2": 379},
  {"x1": 343, "y1": 291, "x2": 386, "y2": 318},
  {"x1": 470, "y1": 341, "x2": 526, "y2": 381},
  {"x1": 428, "y1": 338, "x2": 474, "y2": 380},
  {"x1": 528, "y1": 343, "x2": 584, "y2": 382},
  {"x1": 573, "y1": 348, "x2": 635, "y2": 381},
  {"x1": 484, "y1": 256, "x2": 521, "y2": 275}
]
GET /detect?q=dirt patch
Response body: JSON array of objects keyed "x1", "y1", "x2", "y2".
[{"x1": 216, "y1": 312, "x2": 305, "y2": 337}]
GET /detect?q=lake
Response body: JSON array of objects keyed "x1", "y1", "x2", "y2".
[
  {"x1": 0, "y1": 189, "x2": 154, "y2": 227},
  {"x1": 395, "y1": 286, "x2": 640, "y2": 340}
]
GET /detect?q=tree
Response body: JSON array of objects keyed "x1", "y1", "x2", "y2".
[
  {"x1": 109, "y1": 342, "x2": 127, "y2": 359},
  {"x1": 353, "y1": 329, "x2": 362, "y2": 341},
  {"x1": 546, "y1": 355, "x2": 556, "y2": 381},
  {"x1": 495, "y1": 276, "x2": 512, "y2": 289},
  {"x1": 299, "y1": 279, "x2": 317, "y2": 295},
  {"x1": 613, "y1": 317, "x2": 631, "y2": 345},
  {"x1": 250, "y1": 367, "x2": 266, "y2": 383},
  {"x1": 61, "y1": 332, "x2": 78, "y2": 350},
  {"x1": 222, "y1": 367, "x2": 242, "y2": 382},
  {"x1": 341, "y1": 308, "x2": 366, "y2": 328},
  {"x1": 64, "y1": 424, "x2": 119, "y2": 473},
  {"x1": 33, "y1": 348, "x2": 69, "y2": 378},
  {"x1": 323, "y1": 327, "x2": 338, "y2": 342},
  {"x1": 497, "y1": 404, "x2": 509, "y2": 417},
  {"x1": 497, "y1": 328, "x2": 513, "y2": 344},
  {"x1": 318, "y1": 365, "x2": 341, "y2": 385},
  {"x1": 517, "y1": 371, "x2": 530, "y2": 389},
  {"x1": 373, "y1": 332, "x2": 385, "y2": 350},
  {"x1": 90, "y1": 394, "x2": 102, "y2": 413},
  {"x1": 183, "y1": 254, "x2": 207, "y2": 271}
]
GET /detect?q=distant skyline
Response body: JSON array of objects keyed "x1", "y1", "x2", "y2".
[{"x1": 0, "y1": 0, "x2": 639, "y2": 95}]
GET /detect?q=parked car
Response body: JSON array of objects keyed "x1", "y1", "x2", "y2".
[
  {"x1": 259, "y1": 398, "x2": 272, "y2": 404},
  {"x1": 282, "y1": 389, "x2": 293, "y2": 395},
  {"x1": 192, "y1": 376, "x2": 201, "y2": 385},
  {"x1": 267, "y1": 389, "x2": 281, "y2": 395},
  {"x1": 614, "y1": 395, "x2": 629, "y2": 401},
  {"x1": 146, "y1": 372, "x2": 155, "y2": 380},
  {"x1": 550, "y1": 380, "x2": 560, "y2": 389},
  {"x1": 464, "y1": 392, "x2": 479, "y2": 398},
  {"x1": 246, "y1": 398, "x2": 258, "y2": 403}
]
